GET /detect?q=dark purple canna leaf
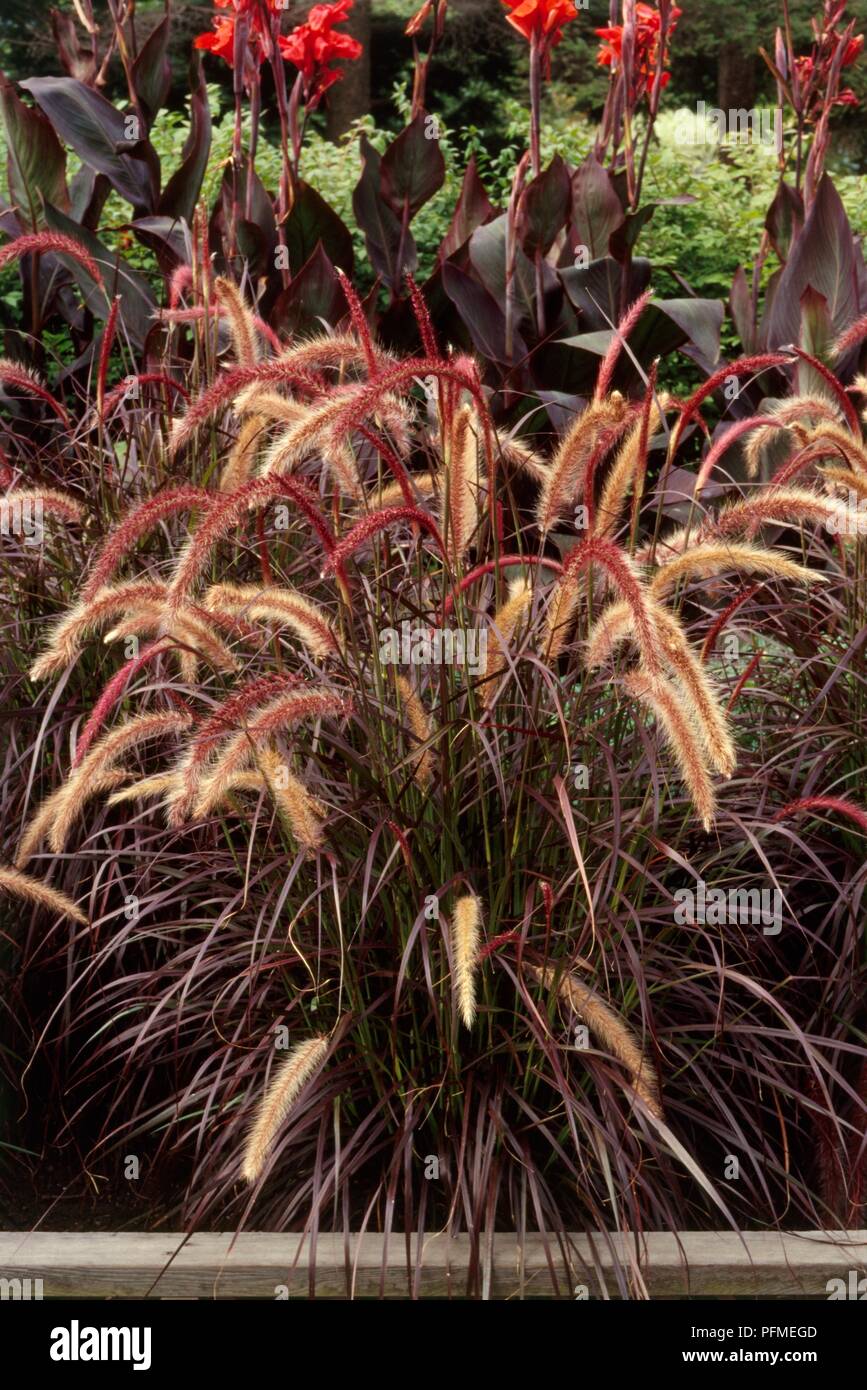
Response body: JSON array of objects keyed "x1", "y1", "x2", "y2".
[
  {"x1": 570, "y1": 154, "x2": 624, "y2": 261},
  {"x1": 0, "y1": 75, "x2": 69, "y2": 230},
  {"x1": 353, "y1": 134, "x2": 415, "y2": 293},
  {"x1": 158, "y1": 55, "x2": 211, "y2": 227},
  {"x1": 379, "y1": 110, "x2": 445, "y2": 223},
  {"x1": 131, "y1": 14, "x2": 172, "y2": 132},
  {"x1": 20, "y1": 75, "x2": 159, "y2": 215},
  {"x1": 272, "y1": 244, "x2": 346, "y2": 337},
  {"x1": 43, "y1": 200, "x2": 156, "y2": 347},
  {"x1": 763, "y1": 174, "x2": 863, "y2": 349},
  {"x1": 282, "y1": 180, "x2": 354, "y2": 277},
  {"x1": 437, "y1": 155, "x2": 496, "y2": 263},
  {"x1": 516, "y1": 153, "x2": 571, "y2": 258}
]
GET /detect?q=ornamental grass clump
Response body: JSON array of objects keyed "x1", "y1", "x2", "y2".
[{"x1": 1, "y1": 0, "x2": 866, "y2": 1297}]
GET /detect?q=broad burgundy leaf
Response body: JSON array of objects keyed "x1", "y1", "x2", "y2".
[
  {"x1": 131, "y1": 14, "x2": 173, "y2": 131},
  {"x1": 283, "y1": 181, "x2": 354, "y2": 277},
  {"x1": 158, "y1": 55, "x2": 211, "y2": 226},
  {"x1": 516, "y1": 154, "x2": 571, "y2": 257},
  {"x1": 0, "y1": 75, "x2": 68, "y2": 230},
  {"x1": 763, "y1": 174, "x2": 862, "y2": 348},
  {"x1": 379, "y1": 111, "x2": 445, "y2": 222},
  {"x1": 21, "y1": 76, "x2": 159, "y2": 215}
]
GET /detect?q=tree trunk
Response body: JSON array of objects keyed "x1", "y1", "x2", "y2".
[
  {"x1": 717, "y1": 42, "x2": 757, "y2": 113},
  {"x1": 326, "y1": 0, "x2": 371, "y2": 141}
]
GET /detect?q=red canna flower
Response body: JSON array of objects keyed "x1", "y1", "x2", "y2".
[
  {"x1": 791, "y1": 15, "x2": 863, "y2": 121},
  {"x1": 501, "y1": 0, "x2": 578, "y2": 46},
  {"x1": 194, "y1": 16, "x2": 239, "y2": 65},
  {"x1": 279, "y1": 0, "x2": 362, "y2": 108},
  {"x1": 194, "y1": 0, "x2": 283, "y2": 69},
  {"x1": 596, "y1": 3, "x2": 681, "y2": 99}
]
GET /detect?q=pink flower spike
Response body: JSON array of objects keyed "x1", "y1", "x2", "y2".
[
  {"x1": 0, "y1": 231, "x2": 105, "y2": 289},
  {"x1": 73, "y1": 638, "x2": 171, "y2": 767},
  {"x1": 671, "y1": 354, "x2": 793, "y2": 454},
  {"x1": 81, "y1": 487, "x2": 213, "y2": 602},
  {"x1": 0, "y1": 360, "x2": 69, "y2": 426},
  {"x1": 100, "y1": 373, "x2": 190, "y2": 419},
  {"x1": 322, "y1": 504, "x2": 447, "y2": 579},
  {"x1": 771, "y1": 795, "x2": 867, "y2": 835},
  {"x1": 787, "y1": 347, "x2": 861, "y2": 435},
  {"x1": 594, "y1": 288, "x2": 653, "y2": 401},
  {"x1": 96, "y1": 296, "x2": 120, "y2": 420}
]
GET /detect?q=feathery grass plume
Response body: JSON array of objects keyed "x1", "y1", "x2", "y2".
[
  {"x1": 587, "y1": 598, "x2": 735, "y2": 777},
  {"x1": 258, "y1": 395, "x2": 364, "y2": 498},
  {"x1": 334, "y1": 264, "x2": 379, "y2": 373},
  {"x1": 106, "y1": 773, "x2": 181, "y2": 806},
  {"x1": 742, "y1": 397, "x2": 841, "y2": 479},
  {"x1": 104, "y1": 607, "x2": 239, "y2": 677},
  {"x1": 708, "y1": 488, "x2": 838, "y2": 540},
  {"x1": 669, "y1": 353, "x2": 792, "y2": 456},
  {"x1": 594, "y1": 392, "x2": 666, "y2": 538},
  {"x1": 833, "y1": 311, "x2": 867, "y2": 359},
  {"x1": 213, "y1": 276, "x2": 259, "y2": 365},
  {"x1": 234, "y1": 384, "x2": 308, "y2": 426},
  {"x1": 820, "y1": 466, "x2": 867, "y2": 502},
  {"x1": 30, "y1": 581, "x2": 169, "y2": 680},
  {"x1": 787, "y1": 347, "x2": 861, "y2": 434},
  {"x1": 21, "y1": 710, "x2": 194, "y2": 860},
  {"x1": 480, "y1": 577, "x2": 533, "y2": 708},
  {"x1": 451, "y1": 894, "x2": 482, "y2": 1028},
  {"x1": 241, "y1": 1035, "x2": 330, "y2": 1182},
  {"x1": 258, "y1": 747, "x2": 325, "y2": 852},
  {"x1": 594, "y1": 288, "x2": 653, "y2": 400},
  {"x1": 623, "y1": 667, "x2": 717, "y2": 831},
  {"x1": 0, "y1": 865, "x2": 87, "y2": 925},
  {"x1": 395, "y1": 675, "x2": 435, "y2": 788},
  {"x1": 15, "y1": 769, "x2": 128, "y2": 867},
  {"x1": 193, "y1": 689, "x2": 348, "y2": 818},
  {"x1": 373, "y1": 471, "x2": 437, "y2": 507},
  {"x1": 219, "y1": 414, "x2": 267, "y2": 492},
  {"x1": 322, "y1": 505, "x2": 447, "y2": 580},
  {"x1": 651, "y1": 543, "x2": 825, "y2": 598},
  {"x1": 404, "y1": 271, "x2": 438, "y2": 361},
  {"x1": 806, "y1": 422, "x2": 867, "y2": 473},
  {"x1": 771, "y1": 795, "x2": 867, "y2": 835},
  {"x1": 73, "y1": 639, "x2": 177, "y2": 767},
  {"x1": 535, "y1": 396, "x2": 631, "y2": 534},
  {"x1": 544, "y1": 536, "x2": 661, "y2": 673},
  {"x1": 166, "y1": 672, "x2": 299, "y2": 825},
  {"x1": 169, "y1": 263, "x2": 192, "y2": 307},
  {"x1": 499, "y1": 436, "x2": 550, "y2": 484},
  {"x1": 167, "y1": 475, "x2": 335, "y2": 613},
  {"x1": 204, "y1": 582, "x2": 338, "y2": 659},
  {"x1": 167, "y1": 361, "x2": 324, "y2": 458},
  {"x1": 695, "y1": 415, "x2": 779, "y2": 497},
  {"x1": 96, "y1": 296, "x2": 120, "y2": 420},
  {"x1": 323, "y1": 356, "x2": 491, "y2": 493},
  {"x1": 445, "y1": 402, "x2": 480, "y2": 566},
  {"x1": 0, "y1": 488, "x2": 83, "y2": 529},
  {"x1": 159, "y1": 302, "x2": 281, "y2": 355},
  {"x1": 541, "y1": 568, "x2": 584, "y2": 663},
  {"x1": 0, "y1": 359, "x2": 70, "y2": 425},
  {"x1": 80, "y1": 488, "x2": 212, "y2": 603},
  {"x1": 0, "y1": 230, "x2": 105, "y2": 288},
  {"x1": 530, "y1": 963, "x2": 663, "y2": 1118},
  {"x1": 100, "y1": 372, "x2": 189, "y2": 419}
]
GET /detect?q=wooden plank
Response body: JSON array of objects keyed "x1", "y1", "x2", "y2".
[{"x1": 0, "y1": 1229, "x2": 865, "y2": 1299}]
